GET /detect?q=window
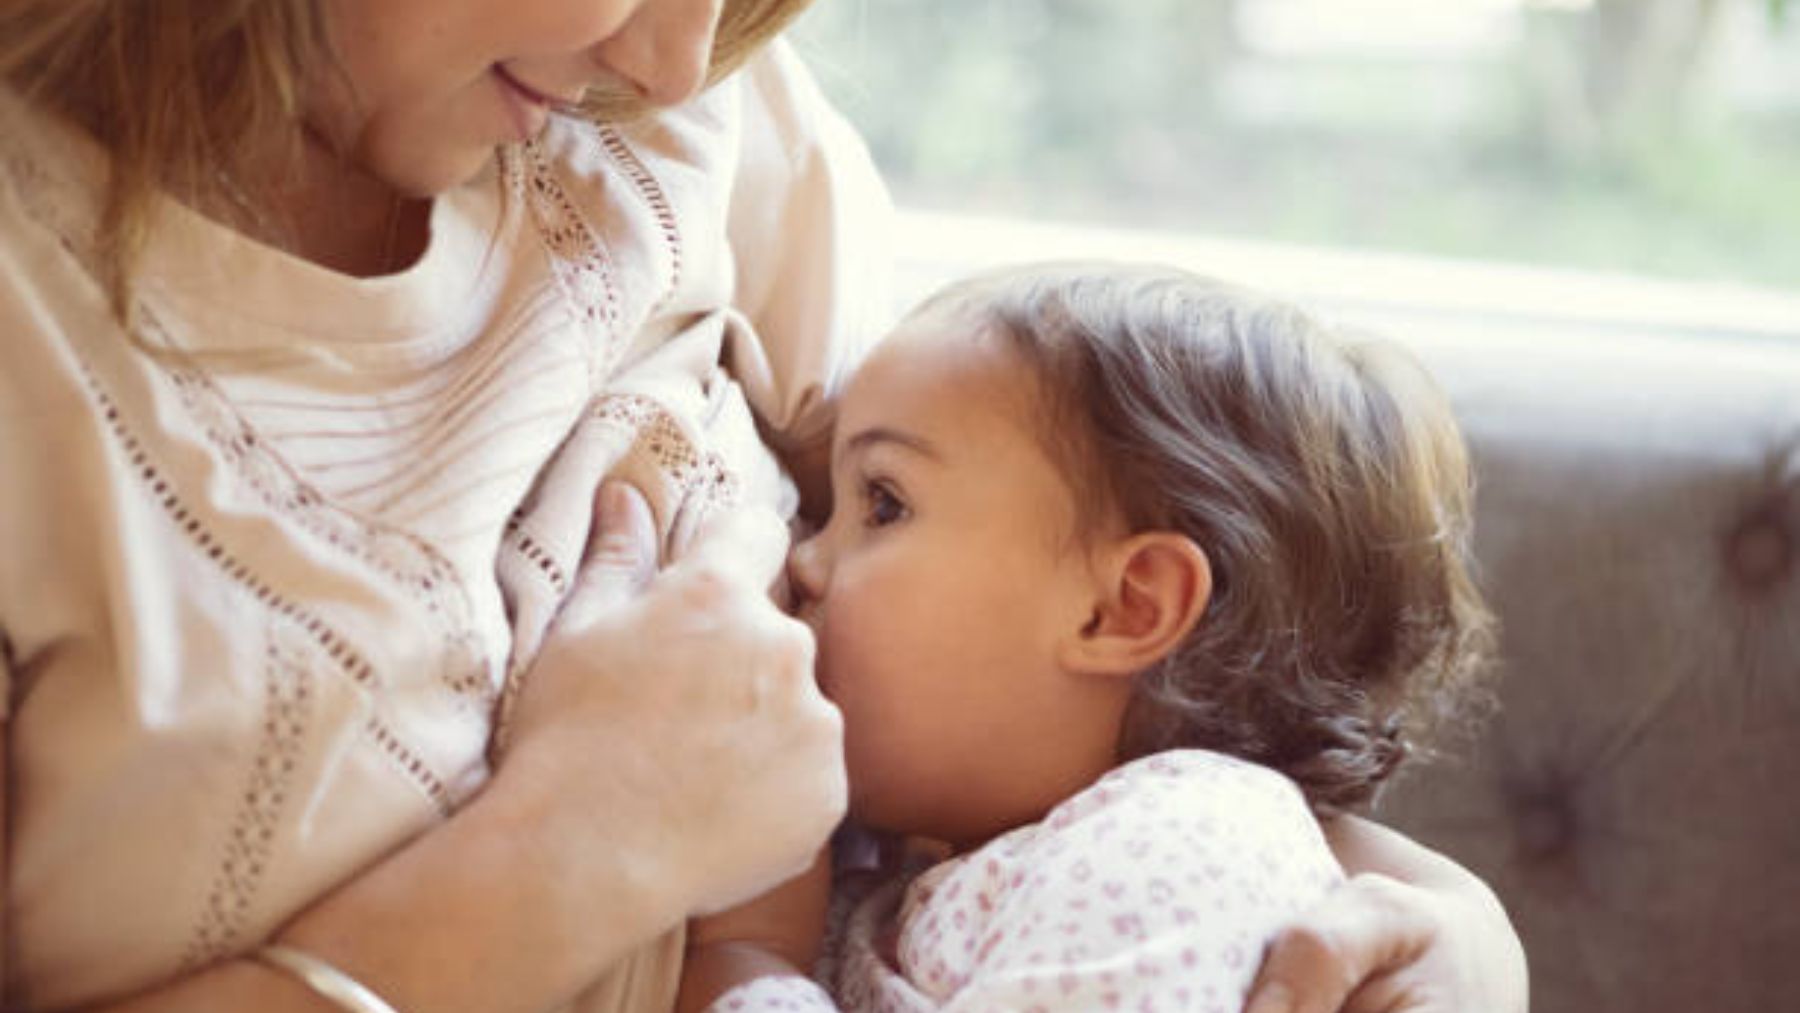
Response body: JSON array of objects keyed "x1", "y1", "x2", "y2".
[{"x1": 794, "y1": 0, "x2": 1800, "y2": 294}]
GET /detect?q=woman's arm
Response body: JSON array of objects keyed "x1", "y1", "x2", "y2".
[
  {"x1": 1243, "y1": 815, "x2": 1528, "y2": 1013},
  {"x1": 66, "y1": 484, "x2": 844, "y2": 1013},
  {"x1": 97, "y1": 774, "x2": 681, "y2": 1013}
]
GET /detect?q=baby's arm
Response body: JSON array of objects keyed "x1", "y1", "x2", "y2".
[{"x1": 675, "y1": 850, "x2": 837, "y2": 1013}]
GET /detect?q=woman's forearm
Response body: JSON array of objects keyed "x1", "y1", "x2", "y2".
[
  {"x1": 1322, "y1": 813, "x2": 1482, "y2": 891},
  {"x1": 99, "y1": 772, "x2": 683, "y2": 1013}
]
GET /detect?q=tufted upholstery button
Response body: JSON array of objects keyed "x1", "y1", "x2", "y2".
[
  {"x1": 1724, "y1": 503, "x2": 1793, "y2": 593},
  {"x1": 1506, "y1": 777, "x2": 1579, "y2": 866},
  {"x1": 1515, "y1": 796, "x2": 1572, "y2": 859}
]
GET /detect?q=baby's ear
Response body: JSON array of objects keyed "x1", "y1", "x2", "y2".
[{"x1": 1059, "y1": 532, "x2": 1211, "y2": 678}]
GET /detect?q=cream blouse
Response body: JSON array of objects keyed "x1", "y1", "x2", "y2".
[{"x1": 0, "y1": 42, "x2": 892, "y2": 1010}]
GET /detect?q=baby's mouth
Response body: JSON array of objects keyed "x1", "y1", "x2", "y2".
[{"x1": 809, "y1": 636, "x2": 837, "y2": 698}]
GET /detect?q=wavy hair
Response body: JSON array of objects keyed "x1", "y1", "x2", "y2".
[
  {"x1": 916, "y1": 262, "x2": 1497, "y2": 812},
  {"x1": 0, "y1": 0, "x2": 815, "y2": 316}
]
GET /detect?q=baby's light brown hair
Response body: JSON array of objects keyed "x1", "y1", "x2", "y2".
[{"x1": 914, "y1": 262, "x2": 1495, "y2": 812}]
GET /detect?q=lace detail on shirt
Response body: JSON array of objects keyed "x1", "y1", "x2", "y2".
[
  {"x1": 487, "y1": 392, "x2": 743, "y2": 757},
  {"x1": 502, "y1": 515, "x2": 570, "y2": 599},
  {"x1": 182, "y1": 629, "x2": 313, "y2": 969},
  {"x1": 597, "y1": 125, "x2": 683, "y2": 315},
  {"x1": 156, "y1": 361, "x2": 489, "y2": 707},
  {"x1": 366, "y1": 716, "x2": 454, "y2": 814},
  {"x1": 72, "y1": 355, "x2": 457, "y2": 819},
  {"x1": 509, "y1": 139, "x2": 626, "y2": 379},
  {"x1": 0, "y1": 119, "x2": 492, "y2": 713},
  {"x1": 590, "y1": 393, "x2": 742, "y2": 511}
]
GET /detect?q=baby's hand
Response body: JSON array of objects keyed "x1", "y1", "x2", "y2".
[
  {"x1": 675, "y1": 849, "x2": 834, "y2": 1013},
  {"x1": 687, "y1": 846, "x2": 832, "y2": 971}
]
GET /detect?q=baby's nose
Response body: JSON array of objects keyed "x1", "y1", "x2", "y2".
[{"x1": 786, "y1": 533, "x2": 827, "y2": 611}]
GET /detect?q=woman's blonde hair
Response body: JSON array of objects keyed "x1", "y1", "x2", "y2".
[
  {"x1": 0, "y1": 0, "x2": 815, "y2": 316},
  {"x1": 915, "y1": 262, "x2": 1497, "y2": 813}
]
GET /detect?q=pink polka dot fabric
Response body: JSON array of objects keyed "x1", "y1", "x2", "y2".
[{"x1": 710, "y1": 750, "x2": 1343, "y2": 1012}]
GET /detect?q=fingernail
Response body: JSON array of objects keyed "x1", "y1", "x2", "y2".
[{"x1": 597, "y1": 481, "x2": 630, "y2": 524}]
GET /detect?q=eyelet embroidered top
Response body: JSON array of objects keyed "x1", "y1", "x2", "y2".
[
  {"x1": 712, "y1": 751, "x2": 1344, "y2": 1012},
  {"x1": 0, "y1": 42, "x2": 892, "y2": 1011}
]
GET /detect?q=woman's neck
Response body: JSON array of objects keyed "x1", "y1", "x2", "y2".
[{"x1": 197, "y1": 131, "x2": 432, "y2": 278}]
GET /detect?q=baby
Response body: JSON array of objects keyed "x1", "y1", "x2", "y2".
[{"x1": 682, "y1": 262, "x2": 1494, "y2": 1011}]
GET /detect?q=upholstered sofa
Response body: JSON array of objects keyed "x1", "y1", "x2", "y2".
[{"x1": 893, "y1": 211, "x2": 1800, "y2": 1013}]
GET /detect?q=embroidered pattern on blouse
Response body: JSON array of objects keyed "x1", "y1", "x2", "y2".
[
  {"x1": 182, "y1": 630, "x2": 312, "y2": 970},
  {"x1": 502, "y1": 515, "x2": 570, "y2": 599},
  {"x1": 509, "y1": 139, "x2": 626, "y2": 378},
  {"x1": 73, "y1": 357, "x2": 455, "y2": 815},
  {"x1": 367, "y1": 716, "x2": 455, "y2": 815},
  {"x1": 488, "y1": 393, "x2": 742, "y2": 758},
  {"x1": 0, "y1": 123, "x2": 493, "y2": 713},
  {"x1": 157, "y1": 362, "x2": 490, "y2": 707},
  {"x1": 597, "y1": 125, "x2": 683, "y2": 315},
  {"x1": 589, "y1": 393, "x2": 743, "y2": 512}
]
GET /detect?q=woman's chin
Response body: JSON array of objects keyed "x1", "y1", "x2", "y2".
[{"x1": 355, "y1": 136, "x2": 502, "y2": 200}]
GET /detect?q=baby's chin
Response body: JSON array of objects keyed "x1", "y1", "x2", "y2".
[{"x1": 846, "y1": 785, "x2": 1010, "y2": 853}]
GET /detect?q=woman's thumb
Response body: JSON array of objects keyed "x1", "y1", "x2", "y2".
[{"x1": 564, "y1": 480, "x2": 659, "y2": 624}]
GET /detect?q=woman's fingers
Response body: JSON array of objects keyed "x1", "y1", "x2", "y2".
[
  {"x1": 561, "y1": 480, "x2": 661, "y2": 629},
  {"x1": 503, "y1": 481, "x2": 839, "y2": 923},
  {"x1": 1243, "y1": 875, "x2": 1434, "y2": 1013}
]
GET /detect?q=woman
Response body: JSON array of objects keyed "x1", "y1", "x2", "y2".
[{"x1": 0, "y1": 1, "x2": 1525, "y2": 1010}]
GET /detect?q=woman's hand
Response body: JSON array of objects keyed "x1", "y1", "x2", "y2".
[
  {"x1": 499, "y1": 481, "x2": 848, "y2": 923},
  {"x1": 94, "y1": 483, "x2": 843, "y2": 1013},
  {"x1": 1243, "y1": 818, "x2": 1528, "y2": 1013}
]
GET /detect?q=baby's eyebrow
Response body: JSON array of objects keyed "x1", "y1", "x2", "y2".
[{"x1": 839, "y1": 426, "x2": 943, "y2": 465}]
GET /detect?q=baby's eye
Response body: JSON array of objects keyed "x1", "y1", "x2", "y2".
[{"x1": 863, "y1": 478, "x2": 909, "y2": 528}]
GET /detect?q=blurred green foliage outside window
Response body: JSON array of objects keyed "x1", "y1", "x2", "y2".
[{"x1": 794, "y1": 0, "x2": 1800, "y2": 290}]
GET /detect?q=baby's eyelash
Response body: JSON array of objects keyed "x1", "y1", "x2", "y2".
[{"x1": 861, "y1": 476, "x2": 909, "y2": 528}]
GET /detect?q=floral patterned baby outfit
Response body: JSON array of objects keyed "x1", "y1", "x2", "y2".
[{"x1": 715, "y1": 749, "x2": 1344, "y2": 1011}]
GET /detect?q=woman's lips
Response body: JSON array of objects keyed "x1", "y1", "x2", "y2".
[
  {"x1": 492, "y1": 65, "x2": 558, "y2": 142},
  {"x1": 495, "y1": 64, "x2": 561, "y2": 107}
]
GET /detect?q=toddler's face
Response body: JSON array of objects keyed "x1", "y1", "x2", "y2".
[
  {"x1": 309, "y1": 0, "x2": 722, "y2": 196},
  {"x1": 788, "y1": 314, "x2": 1133, "y2": 847}
]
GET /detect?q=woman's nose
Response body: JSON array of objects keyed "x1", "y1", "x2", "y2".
[{"x1": 590, "y1": 0, "x2": 722, "y2": 108}]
